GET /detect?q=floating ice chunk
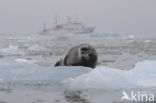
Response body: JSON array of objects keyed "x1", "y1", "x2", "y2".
[
  {"x1": 15, "y1": 58, "x2": 36, "y2": 64},
  {"x1": 68, "y1": 60, "x2": 156, "y2": 89},
  {"x1": 61, "y1": 77, "x2": 74, "y2": 84},
  {"x1": 69, "y1": 66, "x2": 133, "y2": 89},
  {"x1": 0, "y1": 60, "x2": 156, "y2": 89},
  {"x1": 128, "y1": 35, "x2": 135, "y2": 39},
  {"x1": 132, "y1": 60, "x2": 156, "y2": 86},
  {"x1": 144, "y1": 40, "x2": 152, "y2": 43},
  {"x1": 132, "y1": 60, "x2": 156, "y2": 73},
  {"x1": 0, "y1": 60, "x2": 91, "y2": 81},
  {"x1": 7, "y1": 45, "x2": 18, "y2": 49},
  {"x1": 0, "y1": 79, "x2": 8, "y2": 91},
  {"x1": 0, "y1": 45, "x2": 18, "y2": 53},
  {"x1": 0, "y1": 79, "x2": 4, "y2": 83},
  {"x1": 0, "y1": 44, "x2": 24, "y2": 55},
  {"x1": 28, "y1": 44, "x2": 48, "y2": 51}
]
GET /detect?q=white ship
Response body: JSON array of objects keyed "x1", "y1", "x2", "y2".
[{"x1": 39, "y1": 17, "x2": 95, "y2": 35}]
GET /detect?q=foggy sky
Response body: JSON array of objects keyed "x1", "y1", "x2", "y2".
[{"x1": 0, "y1": 0, "x2": 156, "y2": 37}]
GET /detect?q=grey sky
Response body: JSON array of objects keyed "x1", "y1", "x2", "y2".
[{"x1": 0, "y1": 0, "x2": 156, "y2": 37}]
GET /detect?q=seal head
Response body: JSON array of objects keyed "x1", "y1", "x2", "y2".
[{"x1": 54, "y1": 44, "x2": 98, "y2": 68}]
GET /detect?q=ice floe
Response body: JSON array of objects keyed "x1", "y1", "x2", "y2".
[
  {"x1": 0, "y1": 60, "x2": 155, "y2": 89},
  {"x1": 68, "y1": 60, "x2": 156, "y2": 89}
]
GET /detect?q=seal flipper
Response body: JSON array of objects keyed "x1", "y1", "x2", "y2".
[
  {"x1": 54, "y1": 59, "x2": 62, "y2": 66},
  {"x1": 63, "y1": 55, "x2": 68, "y2": 66}
]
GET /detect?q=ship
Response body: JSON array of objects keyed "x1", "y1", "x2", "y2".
[{"x1": 39, "y1": 17, "x2": 95, "y2": 35}]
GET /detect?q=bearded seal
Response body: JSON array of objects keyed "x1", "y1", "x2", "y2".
[{"x1": 54, "y1": 44, "x2": 98, "y2": 68}]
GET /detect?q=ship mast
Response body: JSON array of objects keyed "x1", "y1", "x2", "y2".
[
  {"x1": 43, "y1": 21, "x2": 47, "y2": 32},
  {"x1": 54, "y1": 13, "x2": 58, "y2": 24}
]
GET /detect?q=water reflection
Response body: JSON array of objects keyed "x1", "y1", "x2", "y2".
[{"x1": 64, "y1": 90, "x2": 90, "y2": 103}]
